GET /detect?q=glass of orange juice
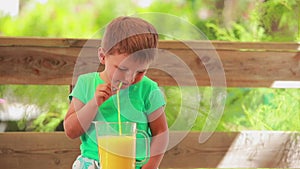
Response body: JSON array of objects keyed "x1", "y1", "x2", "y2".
[{"x1": 94, "y1": 122, "x2": 149, "y2": 169}]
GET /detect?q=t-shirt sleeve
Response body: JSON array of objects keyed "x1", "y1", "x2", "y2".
[
  {"x1": 145, "y1": 84, "x2": 166, "y2": 115},
  {"x1": 69, "y1": 75, "x2": 87, "y2": 104}
]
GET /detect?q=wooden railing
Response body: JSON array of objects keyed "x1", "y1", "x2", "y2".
[
  {"x1": 1, "y1": 131, "x2": 299, "y2": 169},
  {"x1": 0, "y1": 37, "x2": 299, "y2": 168},
  {"x1": 1, "y1": 37, "x2": 299, "y2": 87}
]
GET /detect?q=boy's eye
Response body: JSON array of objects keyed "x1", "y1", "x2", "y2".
[{"x1": 117, "y1": 67, "x2": 127, "y2": 71}]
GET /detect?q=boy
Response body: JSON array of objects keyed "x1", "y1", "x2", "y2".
[{"x1": 64, "y1": 16, "x2": 169, "y2": 169}]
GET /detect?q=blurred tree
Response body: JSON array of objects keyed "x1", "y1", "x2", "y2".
[
  {"x1": 0, "y1": 0, "x2": 299, "y2": 41},
  {"x1": 256, "y1": 0, "x2": 300, "y2": 41}
]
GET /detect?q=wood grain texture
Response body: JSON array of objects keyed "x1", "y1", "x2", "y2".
[
  {"x1": 1, "y1": 37, "x2": 299, "y2": 87},
  {"x1": 0, "y1": 132, "x2": 80, "y2": 169},
  {"x1": 0, "y1": 132, "x2": 299, "y2": 168}
]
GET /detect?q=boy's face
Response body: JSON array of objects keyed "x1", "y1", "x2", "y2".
[{"x1": 101, "y1": 52, "x2": 149, "y2": 90}]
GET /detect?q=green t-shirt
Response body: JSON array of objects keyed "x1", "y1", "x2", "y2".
[{"x1": 70, "y1": 72, "x2": 165, "y2": 168}]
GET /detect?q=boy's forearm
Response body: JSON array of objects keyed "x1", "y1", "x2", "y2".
[
  {"x1": 75, "y1": 98, "x2": 99, "y2": 130},
  {"x1": 142, "y1": 154, "x2": 164, "y2": 169},
  {"x1": 64, "y1": 98, "x2": 99, "y2": 138},
  {"x1": 142, "y1": 130, "x2": 169, "y2": 169}
]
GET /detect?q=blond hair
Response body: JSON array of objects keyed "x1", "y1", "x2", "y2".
[{"x1": 101, "y1": 16, "x2": 158, "y2": 63}]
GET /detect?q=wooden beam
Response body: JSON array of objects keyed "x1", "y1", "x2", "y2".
[
  {"x1": 0, "y1": 37, "x2": 299, "y2": 87},
  {"x1": 161, "y1": 131, "x2": 300, "y2": 168},
  {"x1": 0, "y1": 132, "x2": 80, "y2": 169},
  {"x1": 0, "y1": 132, "x2": 299, "y2": 168}
]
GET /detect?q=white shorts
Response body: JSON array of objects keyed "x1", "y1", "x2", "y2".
[
  {"x1": 72, "y1": 155, "x2": 157, "y2": 169},
  {"x1": 72, "y1": 155, "x2": 99, "y2": 169}
]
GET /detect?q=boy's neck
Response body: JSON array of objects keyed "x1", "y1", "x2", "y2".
[{"x1": 99, "y1": 72, "x2": 109, "y2": 84}]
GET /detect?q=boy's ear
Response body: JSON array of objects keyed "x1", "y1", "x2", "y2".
[{"x1": 98, "y1": 47, "x2": 105, "y2": 64}]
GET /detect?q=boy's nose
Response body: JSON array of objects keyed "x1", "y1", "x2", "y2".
[{"x1": 124, "y1": 71, "x2": 136, "y2": 84}]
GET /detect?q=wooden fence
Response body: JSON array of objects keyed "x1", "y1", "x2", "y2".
[
  {"x1": 0, "y1": 37, "x2": 299, "y2": 168},
  {"x1": 1, "y1": 131, "x2": 299, "y2": 169},
  {"x1": 0, "y1": 37, "x2": 299, "y2": 87}
]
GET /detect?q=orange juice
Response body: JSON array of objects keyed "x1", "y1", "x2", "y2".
[{"x1": 98, "y1": 135, "x2": 136, "y2": 169}]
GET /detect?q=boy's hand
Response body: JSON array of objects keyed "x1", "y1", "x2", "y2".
[{"x1": 94, "y1": 83, "x2": 112, "y2": 106}]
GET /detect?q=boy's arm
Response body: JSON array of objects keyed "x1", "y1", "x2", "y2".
[
  {"x1": 64, "y1": 83, "x2": 112, "y2": 139},
  {"x1": 142, "y1": 107, "x2": 169, "y2": 169},
  {"x1": 64, "y1": 98, "x2": 98, "y2": 139}
]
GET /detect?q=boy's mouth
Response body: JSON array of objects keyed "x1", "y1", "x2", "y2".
[{"x1": 112, "y1": 82, "x2": 124, "y2": 92}]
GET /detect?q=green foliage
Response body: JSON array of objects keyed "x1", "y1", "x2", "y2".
[
  {"x1": 0, "y1": 85, "x2": 69, "y2": 131},
  {"x1": 201, "y1": 0, "x2": 300, "y2": 41},
  {"x1": 0, "y1": 0, "x2": 138, "y2": 38},
  {"x1": 255, "y1": 0, "x2": 300, "y2": 41},
  {"x1": 163, "y1": 87, "x2": 181, "y2": 128},
  {"x1": 165, "y1": 87, "x2": 300, "y2": 132},
  {"x1": 217, "y1": 88, "x2": 300, "y2": 131},
  {"x1": 206, "y1": 22, "x2": 268, "y2": 41},
  {"x1": 30, "y1": 100, "x2": 68, "y2": 131},
  {"x1": 242, "y1": 89, "x2": 300, "y2": 131},
  {"x1": 1, "y1": 0, "x2": 299, "y2": 41}
]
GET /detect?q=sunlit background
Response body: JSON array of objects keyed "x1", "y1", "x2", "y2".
[{"x1": 0, "y1": 0, "x2": 299, "y2": 132}]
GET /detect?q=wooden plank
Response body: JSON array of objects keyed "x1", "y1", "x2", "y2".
[
  {"x1": 0, "y1": 132, "x2": 299, "y2": 168},
  {"x1": 0, "y1": 132, "x2": 81, "y2": 169},
  {"x1": 161, "y1": 131, "x2": 300, "y2": 168},
  {"x1": 0, "y1": 37, "x2": 299, "y2": 87},
  {"x1": 159, "y1": 40, "x2": 300, "y2": 52},
  {"x1": 160, "y1": 131, "x2": 237, "y2": 168},
  {"x1": 217, "y1": 131, "x2": 300, "y2": 168},
  {"x1": 0, "y1": 37, "x2": 98, "y2": 48},
  {"x1": 1, "y1": 37, "x2": 299, "y2": 51}
]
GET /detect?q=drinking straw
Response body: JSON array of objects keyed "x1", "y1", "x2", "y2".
[{"x1": 117, "y1": 82, "x2": 123, "y2": 135}]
